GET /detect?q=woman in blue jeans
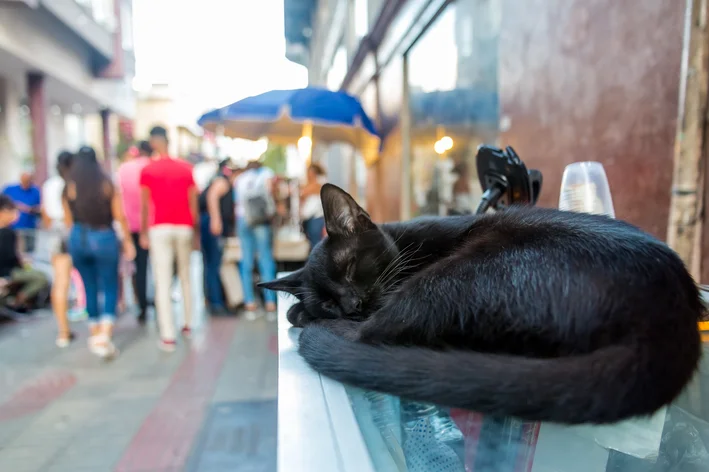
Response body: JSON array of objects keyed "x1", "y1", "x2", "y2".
[{"x1": 63, "y1": 146, "x2": 135, "y2": 358}]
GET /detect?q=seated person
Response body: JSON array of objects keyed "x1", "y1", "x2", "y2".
[{"x1": 0, "y1": 194, "x2": 49, "y2": 310}]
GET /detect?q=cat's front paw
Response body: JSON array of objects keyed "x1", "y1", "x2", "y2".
[
  {"x1": 287, "y1": 303, "x2": 321, "y2": 327},
  {"x1": 287, "y1": 303, "x2": 307, "y2": 327}
]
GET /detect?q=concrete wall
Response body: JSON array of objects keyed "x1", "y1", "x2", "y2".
[
  {"x1": 498, "y1": 0, "x2": 684, "y2": 239},
  {"x1": 0, "y1": 6, "x2": 134, "y2": 117},
  {"x1": 0, "y1": 77, "x2": 30, "y2": 187},
  {"x1": 134, "y1": 97, "x2": 186, "y2": 157}
]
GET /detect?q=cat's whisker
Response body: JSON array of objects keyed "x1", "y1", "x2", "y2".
[
  {"x1": 378, "y1": 244, "x2": 427, "y2": 290},
  {"x1": 373, "y1": 229, "x2": 409, "y2": 264},
  {"x1": 376, "y1": 244, "x2": 425, "y2": 290},
  {"x1": 375, "y1": 241, "x2": 420, "y2": 287}
]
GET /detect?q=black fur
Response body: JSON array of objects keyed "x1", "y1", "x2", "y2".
[{"x1": 261, "y1": 184, "x2": 704, "y2": 424}]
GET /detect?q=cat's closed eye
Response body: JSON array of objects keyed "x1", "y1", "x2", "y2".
[
  {"x1": 322, "y1": 300, "x2": 340, "y2": 313},
  {"x1": 346, "y1": 263, "x2": 357, "y2": 281}
]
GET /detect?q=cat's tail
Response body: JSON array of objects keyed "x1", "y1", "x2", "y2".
[{"x1": 297, "y1": 324, "x2": 701, "y2": 424}]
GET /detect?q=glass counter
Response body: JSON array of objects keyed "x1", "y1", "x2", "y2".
[{"x1": 277, "y1": 291, "x2": 709, "y2": 472}]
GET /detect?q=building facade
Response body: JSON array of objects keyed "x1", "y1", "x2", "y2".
[
  {"x1": 133, "y1": 84, "x2": 204, "y2": 159},
  {"x1": 0, "y1": 0, "x2": 136, "y2": 185},
  {"x1": 284, "y1": 0, "x2": 685, "y2": 241}
]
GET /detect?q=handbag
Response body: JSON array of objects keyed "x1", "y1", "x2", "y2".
[
  {"x1": 222, "y1": 237, "x2": 242, "y2": 262},
  {"x1": 273, "y1": 226, "x2": 310, "y2": 261}
]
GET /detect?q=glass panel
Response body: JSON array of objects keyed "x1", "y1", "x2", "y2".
[
  {"x1": 327, "y1": 44, "x2": 348, "y2": 91},
  {"x1": 355, "y1": 0, "x2": 369, "y2": 38},
  {"x1": 406, "y1": 0, "x2": 500, "y2": 217},
  {"x1": 347, "y1": 345, "x2": 709, "y2": 471}
]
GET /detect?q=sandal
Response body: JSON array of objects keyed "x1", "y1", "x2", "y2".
[
  {"x1": 88, "y1": 335, "x2": 119, "y2": 359},
  {"x1": 56, "y1": 332, "x2": 75, "y2": 348}
]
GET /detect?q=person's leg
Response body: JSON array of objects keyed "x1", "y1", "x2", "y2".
[
  {"x1": 76, "y1": 228, "x2": 119, "y2": 358},
  {"x1": 10, "y1": 268, "x2": 48, "y2": 301},
  {"x1": 210, "y1": 237, "x2": 225, "y2": 308},
  {"x1": 237, "y1": 217, "x2": 257, "y2": 309},
  {"x1": 93, "y1": 229, "x2": 120, "y2": 329},
  {"x1": 131, "y1": 232, "x2": 149, "y2": 320},
  {"x1": 174, "y1": 226, "x2": 194, "y2": 331},
  {"x1": 68, "y1": 228, "x2": 100, "y2": 332},
  {"x1": 312, "y1": 217, "x2": 325, "y2": 245},
  {"x1": 200, "y1": 214, "x2": 224, "y2": 310},
  {"x1": 303, "y1": 219, "x2": 316, "y2": 249},
  {"x1": 117, "y1": 257, "x2": 125, "y2": 314},
  {"x1": 51, "y1": 252, "x2": 73, "y2": 345},
  {"x1": 199, "y1": 214, "x2": 210, "y2": 303},
  {"x1": 149, "y1": 226, "x2": 177, "y2": 343},
  {"x1": 253, "y1": 224, "x2": 277, "y2": 309}
]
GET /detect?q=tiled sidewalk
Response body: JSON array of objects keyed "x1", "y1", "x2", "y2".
[{"x1": 0, "y1": 309, "x2": 277, "y2": 472}]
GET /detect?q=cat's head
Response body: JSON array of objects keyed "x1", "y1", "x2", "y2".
[{"x1": 260, "y1": 184, "x2": 398, "y2": 321}]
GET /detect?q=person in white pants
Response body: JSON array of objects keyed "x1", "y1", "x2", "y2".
[{"x1": 139, "y1": 126, "x2": 199, "y2": 352}]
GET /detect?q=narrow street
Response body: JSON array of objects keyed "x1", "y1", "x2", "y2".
[{"x1": 0, "y1": 308, "x2": 277, "y2": 472}]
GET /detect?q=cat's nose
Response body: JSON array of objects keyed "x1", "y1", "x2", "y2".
[{"x1": 343, "y1": 298, "x2": 362, "y2": 314}]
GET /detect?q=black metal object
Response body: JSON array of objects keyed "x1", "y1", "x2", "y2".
[{"x1": 475, "y1": 145, "x2": 543, "y2": 214}]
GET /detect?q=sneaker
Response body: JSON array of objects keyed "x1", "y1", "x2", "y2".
[
  {"x1": 245, "y1": 311, "x2": 263, "y2": 321},
  {"x1": 137, "y1": 310, "x2": 147, "y2": 325},
  {"x1": 181, "y1": 326, "x2": 192, "y2": 339},
  {"x1": 266, "y1": 312, "x2": 277, "y2": 323},
  {"x1": 158, "y1": 339, "x2": 177, "y2": 352}
]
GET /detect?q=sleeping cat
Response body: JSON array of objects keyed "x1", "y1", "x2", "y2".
[{"x1": 261, "y1": 184, "x2": 704, "y2": 424}]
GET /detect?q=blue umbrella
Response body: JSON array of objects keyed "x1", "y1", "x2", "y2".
[{"x1": 198, "y1": 88, "x2": 380, "y2": 162}]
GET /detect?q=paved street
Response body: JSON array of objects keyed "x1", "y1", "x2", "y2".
[{"x1": 0, "y1": 308, "x2": 277, "y2": 472}]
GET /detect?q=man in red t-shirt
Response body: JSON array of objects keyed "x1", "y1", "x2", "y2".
[{"x1": 139, "y1": 126, "x2": 199, "y2": 352}]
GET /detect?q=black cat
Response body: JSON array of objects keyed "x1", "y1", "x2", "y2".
[{"x1": 261, "y1": 184, "x2": 704, "y2": 424}]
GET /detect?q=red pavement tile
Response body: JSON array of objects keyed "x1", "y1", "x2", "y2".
[
  {"x1": 114, "y1": 317, "x2": 238, "y2": 472},
  {"x1": 0, "y1": 370, "x2": 77, "y2": 422}
]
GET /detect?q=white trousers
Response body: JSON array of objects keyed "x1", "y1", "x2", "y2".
[{"x1": 149, "y1": 224, "x2": 193, "y2": 341}]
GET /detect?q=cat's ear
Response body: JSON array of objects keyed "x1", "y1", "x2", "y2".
[
  {"x1": 321, "y1": 183, "x2": 375, "y2": 237},
  {"x1": 258, "y1": 270, "x2": 303, "y2": 295}
]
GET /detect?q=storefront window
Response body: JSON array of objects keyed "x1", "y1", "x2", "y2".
[{"x1": 406, "y1": 0, "x2": 500, "y2": 216}]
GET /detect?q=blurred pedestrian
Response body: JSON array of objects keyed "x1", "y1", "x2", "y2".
[
  {"x1": 300, "y1": 163, "x2": 327, "y2": 248},
  {"x1": 139, "y1": 126, "x2": 199, "y2": 352},
  {"x1": 198, "y1": 158, "x2": 240, "y2": 315},
  {"x1": 41, "y1": 151, "x2": 75, "y2": 347},
  {"x1": 2, "y1": 167, "x2": 41, "y2": 252},
  {"x1": 0, "y1": 195, "x2": 49, "y2": 312},
  {"x1": 449, "y1": 161, "x2": 474, "y2": 215},
  {"x1": 117, "y1": 141, "x2": 152, "y2": 323},
  {"x1": 63, "y1": 146, "x2": 135, "y2": 358},
  {"x1": 235, "y1": 159, "x2": 277, "y2": 317},
  {"x1": 193, "y1": 157, "x2": 219, "y2": 192}
]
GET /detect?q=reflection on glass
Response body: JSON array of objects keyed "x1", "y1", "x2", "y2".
[
  {"x1": 347, "y1": 346, "x2": 709, "y2": 471},
  {"x1": 406, "y1": 0, "x2": 500, "y2": 217}
]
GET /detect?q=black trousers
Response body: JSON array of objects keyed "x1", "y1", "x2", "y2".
[{"x1": 131, "y1": 232, "x2": 150, "y2": 311}]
